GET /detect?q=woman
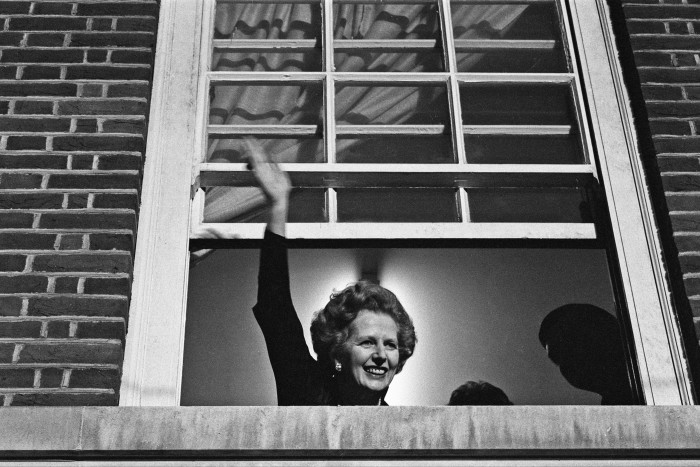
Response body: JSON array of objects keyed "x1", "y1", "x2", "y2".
[{"x1": 247, "y1": 141, "x2": 417, "y2": 405}]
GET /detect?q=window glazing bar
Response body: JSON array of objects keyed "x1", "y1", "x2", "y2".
[{"x1": 463, "y1": 125, "x2": 572, "y2": 135}]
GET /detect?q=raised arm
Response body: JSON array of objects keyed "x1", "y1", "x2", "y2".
[{"x1": 245, "y1": 139, "x2": 291, "y2": 236}]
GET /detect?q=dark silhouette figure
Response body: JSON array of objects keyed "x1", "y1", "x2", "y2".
[
  {"x1": 538, "y1": 304, "x2": 635, "y2": 405},
  {"x1": 448, "y1": 380, "x2": 513, "y2": 406}
]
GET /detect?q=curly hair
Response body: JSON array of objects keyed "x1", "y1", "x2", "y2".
[{"x1": 310, "y1": 281, "x2": 416, "y2": 374}]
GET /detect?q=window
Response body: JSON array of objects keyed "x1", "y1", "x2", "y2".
[{"x1": 119, "y1": 0, "x2": 693, "y2": 409}]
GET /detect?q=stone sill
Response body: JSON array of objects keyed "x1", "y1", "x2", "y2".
[{"x1": 1, "y1": 406, "x2": 699, "y2": 460}]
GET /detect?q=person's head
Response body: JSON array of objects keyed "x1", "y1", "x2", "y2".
[
  {"x1": 538, "y1": 303, "x2": 627, "y2": 395},
  {"x1": 448, "y1": 380, "x2": 513, "y2": 406},
  {"x1": 310, "y1": 282, "x2": 416, "y2": 399}
]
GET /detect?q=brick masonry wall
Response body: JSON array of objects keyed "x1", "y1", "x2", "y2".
[
  {"x1": 0, "y1": 0, "x2": 157, "y2": 406},
  {"x1": 618, "y1": 0, "x2": 700, "y2": 383}
]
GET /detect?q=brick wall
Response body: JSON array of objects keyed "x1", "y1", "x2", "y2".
[
  {"x1": 0, "y1": 0, "x2": 157, "y2": 406},
  {"x1": 615, "y1": 0, "x2": 700, "y2": 387}
]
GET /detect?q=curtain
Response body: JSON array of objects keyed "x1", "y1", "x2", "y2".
[{"x1": 203, "y1": 3, "x2": 527, "y2": 223}]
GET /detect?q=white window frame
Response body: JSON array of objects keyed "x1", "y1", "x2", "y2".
[{"x1": 119, "y1": 0, "x2": 694, "y2": 407}]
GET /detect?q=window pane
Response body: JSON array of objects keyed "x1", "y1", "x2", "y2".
[
  {"x1": 333, "y1": 2, "x2": 444, "y2": 73},
  {"x1": 336, "y1": 84, "x2": 449, "y2": 125},
  {"x1": 336, "y1": 135, "x2": 454, "y2": 163},
  {"x1": 214, "y1": 2, "x2": 322, "y2": 41},
  {"x1": 460, "y1": 83, "x2": 574, "y2": 126},
  {"x1": 337, "y1": 188, "x2": 459, "y2": 222},
  {"x1": 209, "y1": 83, "x2": 323, "y2": 125},
  {"x1": 213, "y1": 47, "x2": 322, "y2": 73},
  {"x1": 203, "y1": 188, "x2": 326, "y2": 223},
  {"x1": 468, "y1": 188, "x2": 589, "y2": 223},
  {"x1": 464, "y1": 134, "x2": 583, "y2": 164},
  {"x1": 451, "y1": 3, "x2": 568, "y2": 73},
  {"x1": 207, "y1": 137, "x2": 324, "y2": 163}
]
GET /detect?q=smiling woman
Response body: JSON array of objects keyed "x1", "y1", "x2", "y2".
[{"x1": 249, "y1": 142, "x2": 416, "y2": 406}]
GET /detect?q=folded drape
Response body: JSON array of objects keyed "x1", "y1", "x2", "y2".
[{"x1": 203, "y1": 3, "x2": 526, "y2": 223}]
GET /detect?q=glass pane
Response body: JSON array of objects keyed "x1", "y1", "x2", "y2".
[
  {"x1": 451, "y1": 3, "x2": 568, "y2": 73},
  {"x1": 468, "y1": 188, "x2": 589, "y2": 223},
  {"x1": 336, "y1": 135, "x2": 454, "y2": 163},
  {"x1": 337, "y1": 189, "x2": 459, "y2": 222},
  {"x1": 333, "y1": 2, "x2": 444, "y2": 72},
  {"x1": 460, "y1": 83, "x2": 574, "y2": 126},
  {"x1": 207, "y1": 137, "x2": 324, "y2": 163},
  {"x1": 464, "y1": 134, "x2": 583, "y2": 164},
  {"x1": 209, "y1": 83, "x2": 323, "y2": 125},
  {"x1": 203, "y1": 187, "x2": 326, "y2": 223},
  {"x1": 212, "y1": 2, "x2": 322, "y2": 72},
  {"x1": 184, "y1": 247, "x2": 632, "y2": 405},
  {"x1": 336, "y1": 84, "x2": 449, "y2": 125}
]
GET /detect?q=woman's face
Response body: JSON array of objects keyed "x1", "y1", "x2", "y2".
[{"x1": 338, "y1": 310, "x2": 400, "y2": 394}]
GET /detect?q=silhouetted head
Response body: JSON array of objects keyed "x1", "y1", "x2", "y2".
[
  {"x1": 448, "y1": 380, "x2": 513, "y2": 406},
  {"x1": 539, "y1": 304, "x2": 632, "y2": 403}
]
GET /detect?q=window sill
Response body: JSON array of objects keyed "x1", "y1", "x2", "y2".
[{"x1": 2, "y1": 406, "x2": 699, "y2": 460}]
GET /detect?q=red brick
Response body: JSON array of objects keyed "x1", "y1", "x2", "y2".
[
  {"x1": 47, "y1": 321, "x2": 70, "y2": 338},
  {"x1": 57, "y1": 99, "x2": 146, "y2": 116},
  {"x1": 117, "y1": 17, "x2": 157, "y2": 33},
  {"x1": 626, "y1": 21, "x2": 667, "y2": 34},
  {"x1": 111, "y1": 50, "x2": 153, "y2": 65},
  {"x1": 92, "y1": 193, "x2": 139, "y2": 210},
  {"x1": 40, "y1": 368, "x2": 63, "y2": 388},
  {"x1": 107, "y1": 83, "x2": 150, "y2": 98},
  {"x1": 0, "y1": 82, "x2": 77, "y2": 97},
  {"x1": 95, "y1": 154, "x2": 142, "y2": 171},
  {"x1": 89, "y1": 233, "x2": 134, "y2": 252},
  {"x1": 22, "y1": 66, "x2": 62, "y2": 80},
  {"x1": 67, "y1": 193, "x2": 89, "y2": 209},
  {"x1": 649, "y1": 120, "x2": 693, "y2": 136},
  {"x1": 84, "y1": 277, "x2": 130, "y2": 296},
  {"x1": 54, "y1": 277, "x2": 79, "y2": 294},
  {"x1": 666, "y1": 193, "x2": 700, "y2": 211},
  {"x1": 647, "y1": 102, "x2": 700, "y2": 119},
  {"x1": 70, "y1": 32, "x2": 155, "y2": 48},
  {"x1": 32, "y1": 254, "x2": 132, "y2": 274},
  {"x1": 13, "y1": 101, "x2": 55, "y2": 115},
  {"x1": 675, "y1": 234, "x2": 700, "y2": 253},
  {"x1": 0, "y1": 276, "x2": 48, "y2": 293},
  {"x1": 1, "y1": 48, "x2": 84, "y2": 63},
  {"x1": 0, "y1": 154, "x2": 65, "y2": 169},
  {"x1": 0, "y1": 66, "x2": 18, "y2": 79},
  {"x1": 0, "y1": 297, "x2": 23, "y2": 316},
  {"x1": 102, "y1": 119, "x2": 145, "y2": 134},
  {"x1": 32, "y1": 3, "x2": 74, "y2": 15},
  {"x1": 47, "y1": 173, "x2": 140, "y2": 190},
  {"x1": 76, "y1": 320, "x2": 125, "y2": 340},
  {"x1": 69, "y1": 368, "x2": 119, "y2": 389},
  {"x1": 59, "y1": 235, "x2": 84, "y2": 251},
  {"x1": 26, "y1": 33, "x2": 66, "y2": 47},
  {"x1": 0, "y1": 344, "x2": 14, "y2": 363},
  {"x1": 0, "y1": 212, "x2": 34, "y2": 228},
  {"x1": 91, "y1": 19, "x2": 113, "y2": 32},
  {"x1": 0, "y1": 321, "x2": 41, "y2": 338},
  {"x1": 53, "y1": 135, "x2": 144, "y2": 152},
  {"x1": 77, "y1": 2, "x2": 158, "y2": 16},
  {"x1": 0, "y1": 2, "x2": 31, "y2": 14},
  {"x1": 654, "y1": 137, "x2": 700, "y2": 154},
  {"x1": 18, "y1": 342, "x2": 123, "y2": 364},
  {"x1": 624, "y1": 5, "x2": 700, "y2": 19},
  {"x1": 11, "y1": 392, "x2": 117, "y2": 406},
  {"x1": 66, "y1": 65, "x2": 151, "y2": 81},
  {"x1": 0, "y1": 233, "x2": 56, "y2": 250},
  {"x1": 9, "y1": 17, "x2": 87, "y2": 31},
  {"x1": 0, "y1": 369, "x2": 34, "y2": 388},
  {"x1": 0, "y1": 173, "x2": 43, "y2": 189},
  {"x1": 0, "y1": 255, "x2": 27, "y2": 272},
  {"x1": 684, "y1": 276, "x2": 700, "y2": 297},
  {"x1": 0, "y1": 193, "x2": 63, "y2": 210},
  {"x1": 634, "y1": 52, "x2": 673, "y2": 67},
  {"x1": 6, "y1": 136, "x2": 46, "y2": 150},
  {"x1": 86, "y1": 50, "x2": 108, "y2": 63},
  {"x1": 685, "y1": 86, "x2": 700, "y2": 100},
  {"x1": 0, "y1": 33, "x2": 23, "y2": 46},
  {"x1": 663, "y1": 173, "x2": 700, "y2": 192},
  {"x1": 39, "y1": 212, "x2": 136, "y2": 231},
  {"x1": 28, "y1": 295, "x2": 128, "y2": 318},
  {"x1": 680, "y1": 253, "x2": 700, "y2": 273},
  {"x1": 75, "y1": 119, "x2": 98, "y2": 133}
]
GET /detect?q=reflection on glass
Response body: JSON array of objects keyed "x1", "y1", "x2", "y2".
[
  {"x1": 337, "y1": 189, "x2": 459, "y2": 222},
  {"x1": 204, "y1": 188, "x2": 326, "y2": 223},
  {"x1": 451, "y1": 3, "x2": 568, "y2": 73},
  {"x1": 460, "y1": 84, "x2": 573, "y2": 126},
  {"x1": 334, "y1": 2, "x2": 443, "y2": 73},
  {"x1": 207, "y1": 137, "x2": 324, "y2": 164},
  {"x1": 336, "y1": 135, "x2": 454, "y2": 163},
  {"x1": 209, "y1": 84, "x2": 323, "y2": 126},
  {"x1": 464, "y1": 134, "x2": 582, "y2": 164},
  {"x1": 468, "y1": 188, "x2": 588, "y2": 223},
  {"x1": 336, "y1": 85, "x2": 449, "y2": 125}
]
